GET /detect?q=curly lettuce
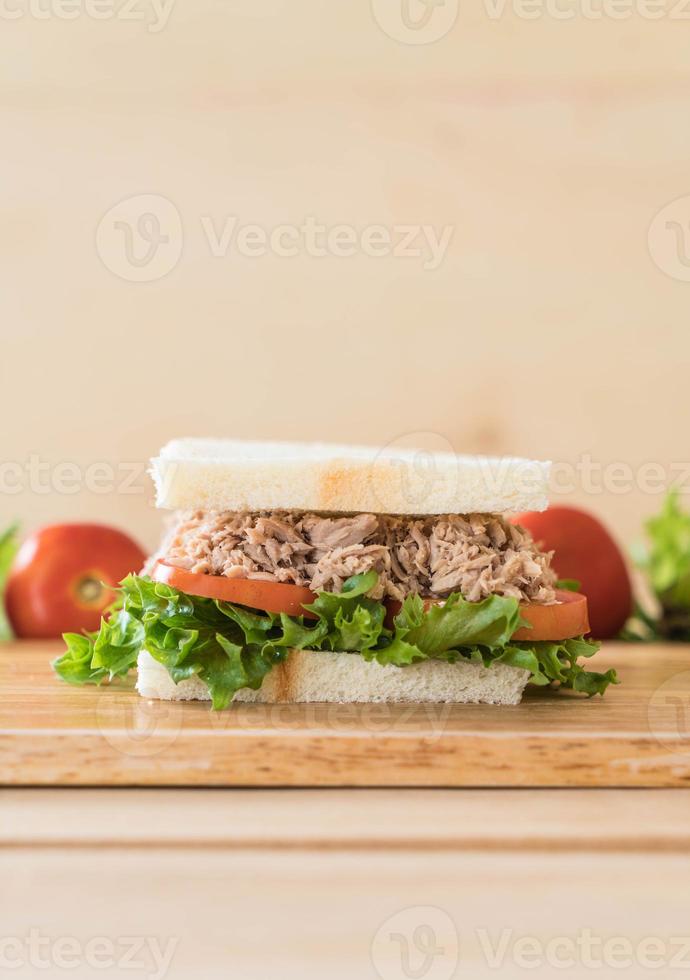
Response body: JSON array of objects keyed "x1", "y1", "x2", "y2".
[
  {"x1": 53, "y1": 572, "x2": 617, "y2": 708},
  {"x1": 625, "y1": 489, "x2": 690, "y2": 640},
  {"x1": 0, "y1": 523, "x2": 19, "y2": 641}
]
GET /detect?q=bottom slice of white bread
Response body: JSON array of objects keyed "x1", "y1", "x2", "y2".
[{"x1": 136, "y1": 649, "x2": 529, "y2": 706}]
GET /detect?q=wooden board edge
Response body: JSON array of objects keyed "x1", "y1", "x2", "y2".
[{"x1": 3, "y1": 732, "x2": 690, "y2": 787}]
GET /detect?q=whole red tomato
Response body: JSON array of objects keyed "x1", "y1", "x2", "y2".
[
  {"x1": 6, "y1": 523, "x2": 146, "y2": 639},
  {"x1": 511, "y1": 506, "x2": 632, "y2": 639}
]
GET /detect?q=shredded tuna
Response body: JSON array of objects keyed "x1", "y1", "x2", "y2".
[{"x1": 165, "y1": 510, "x2": 557, "y2": 604}]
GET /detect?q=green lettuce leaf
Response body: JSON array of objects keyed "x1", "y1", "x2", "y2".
[
  {"x1": 53, "y1": 572, "x2": 617, "y2": 708},
  {"x1": 0, "y1": 523, "x2": 19, "y2": 641},
  {"x1": 304, "y1": 571, "x2": 386, "y2": 652},
  {"x1": 644, "y1": 489, "x2": 690, "y2": 600},
  {"x1": 56, "y1": 575, "x2": 293, "y2": 710},
  {"x1": 627, "y1": 489, "x2": 690, "y2": 640}
]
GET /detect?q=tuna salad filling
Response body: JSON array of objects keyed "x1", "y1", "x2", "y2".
[{"x1": 162, "y1": 510, "x2": 557, "y2": 605}]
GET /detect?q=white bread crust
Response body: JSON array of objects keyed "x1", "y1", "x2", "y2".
[
  {"x1": 150, "y1": 438, "x2": 550, "y2": 516},
  {"x1": 136, "y1": 649, "x2": 529, "y2": 706}
]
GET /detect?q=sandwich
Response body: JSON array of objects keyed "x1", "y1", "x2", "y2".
[{"x1": 53, "y1": 439, "x2": 618, "y2": 707}]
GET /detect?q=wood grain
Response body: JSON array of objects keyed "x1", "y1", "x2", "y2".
[
  {"x1": 3, "y1": 787, "x2": 690, "y2": 852},
  {"x1": 4, "y1": 785, "x2": 690, "y2": 978},
  {"x1": 2, "y1": 641, "x2": 690, "y2": 786},
  {"x1": 2, "y1": 846, "x2": 690, "y2": 980}
]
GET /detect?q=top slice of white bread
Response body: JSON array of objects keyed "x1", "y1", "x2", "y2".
[{"x1": 151, "y1": 439, "x2": 550, "y2": 515}]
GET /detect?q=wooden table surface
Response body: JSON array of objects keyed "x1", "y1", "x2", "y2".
[
  {"x1": 3, "y1": 643, "x2": 690, "y2": 977},
  {"x1": 2, "y1": 786, "x2": 690, "y2": 980},
  {"x1": 2, "y1": 641, "x2": 690, "y2": 786}
]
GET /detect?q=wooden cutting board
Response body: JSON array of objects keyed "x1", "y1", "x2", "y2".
[{"x1": 1, "y1": 642, "x2": 689, "y2": 787}]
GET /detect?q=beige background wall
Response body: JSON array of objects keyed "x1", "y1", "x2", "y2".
[{"x1": 1, "y1": 0, "x2": 688, "y2": 552}]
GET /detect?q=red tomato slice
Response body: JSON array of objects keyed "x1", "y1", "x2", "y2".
[
  {"x1": 152, "y1": 561, "x2": 318, "y2": 619},
  {"x1": 154, "y1": 562, "x2": 588, "y2": 641},
  {"x1": 512, "y1": 590, "x2": 589, "y2": 641},
  {"x1": 384, "y1": 589, "x2": 589, "y2": 641},
  {"x1": 511, "y1": 507, "x2": 632, "y2": 639}
]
